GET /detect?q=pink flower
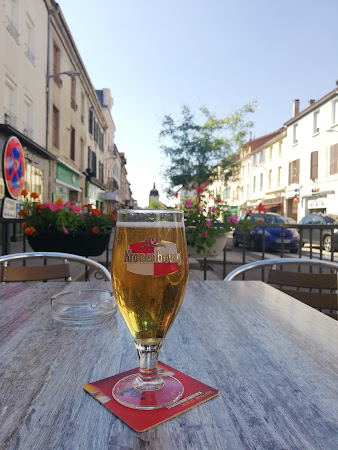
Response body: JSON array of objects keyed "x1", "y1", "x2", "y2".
[
  {"x1": 206, "y1": 219, "x2": 211, "y2": 227},
  {"x1": 42, "y1": 201, "x2": 58, "y2": 212},
  {"x1": 62, "y1": 225, "x2": 69, "y2": 235},
  {"x1": 228, "y1": 216, "x2": 238, "y2": 225},
  {"x1": 65, "y1": 201, "x2": 72, "y2": 206},
  {"x1": 212, "y1": 206, "x2": 217, "y2": 213},
  {"x1": 70, "y1": 205, "x2": 82, "y2": 213},
  {"x1": 185, "y1": 199, "x2": 193, "y2": 208},
  {"x1": 196, "y1": 186, "x2": 204, "y2": 194},
  {"x1": 204, "y1": 230, "x2": 208, "y2": 237}
]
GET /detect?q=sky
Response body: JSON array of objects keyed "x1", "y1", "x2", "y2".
[{"x1": 58, "y1": 0, "x2": 338, "y2": 208}]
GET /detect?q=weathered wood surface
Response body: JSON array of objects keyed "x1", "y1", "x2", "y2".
[{"x1": 1, "y1": 280, "x2": 338, "y2": 449}]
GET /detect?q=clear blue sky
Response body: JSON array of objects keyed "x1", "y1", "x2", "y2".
[{"x1": 58, "y1": 0, "x2": 338, "y2": 208}]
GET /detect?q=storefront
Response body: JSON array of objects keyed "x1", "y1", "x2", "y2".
[
  {"x1": 86, "y1": 179, "x2": 105, "y2": 211},
  {"x1": 262, "y1": 197, "x2": 284, "y2": 215},
  {"x1": 54, "y1": 161, "x2": 83, "y2": 204}
]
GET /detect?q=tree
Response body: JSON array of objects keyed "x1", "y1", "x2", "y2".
[{"x1": 160, "y1": 104, "x2": 256, "y2": 194}]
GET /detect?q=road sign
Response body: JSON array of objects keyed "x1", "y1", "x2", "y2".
[
  {"x1": 3, "y1": 136, "x2": 25, "y2": 199},
  {"x1": 1, "y1": 197, "x2": 22, "y2": 219}
]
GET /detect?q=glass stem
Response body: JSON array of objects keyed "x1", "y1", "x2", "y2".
[{"x1": 133, "y1": 341, "x2": 164, "y2": 390}]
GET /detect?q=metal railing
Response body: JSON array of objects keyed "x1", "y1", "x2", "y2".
[{"x1": 196, "y1": 223, "x2": 338, "y2": 280}]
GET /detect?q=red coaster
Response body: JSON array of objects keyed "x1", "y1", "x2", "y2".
[{"x1": 84, "y1": 361, "x2": 219, "y2": 432}]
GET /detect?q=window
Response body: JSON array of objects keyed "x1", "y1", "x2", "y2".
[
  {"x1": 268, "y1": 169, "x2": 272, "y2": 188},
  {"x1": 81, "y1": 93, "x2": 85, "y2": 123},
  {"x1": 25, "y1": 14, "x2": 35, "y2": 64},
  {"x1": 70, "y1": 127, "x2": 75, "y2": 161},
  {"x1": 288, "y1": 159, "x2": 300, "y2": 184},
  {"x1": 53, "y1": 43, "x2": 62, "y2": 87},
  {"x1": 52, "y1": 106, "x2": 59, "y2": 148},
  {"x1": 4, "y1": 75, "x2": 17, "y2": 127},
  {"x1": 277, "y1": 166, "x2": 281, "y2": 186},
  {"x1": 88, "y1": 148, "x2": 97, "y2": 177},
  {"x1": 23, "y1": 95, "x2": 33, "y2": 138},
  {"x1": 223, "y1": 187, "x2": 230, "y2": 199},
  {"x1": 71, "y1": 77, "x2": 77, "y2": 110},
  {"x1": 260, "y1": 173, "x2": 263, "y2": 191},
  {"x1": 99, "y1": 161, "x2": 104, "y2": 183},
  {"x1": 332, "y1": 100, "x2": 338, "y2": 125},
  {"x1": 330, "y1": 144, "x2": 338, "y2": 175},
  {"x1": 310, "y1": 151, "x2": 318, "y2": 180},
  {"x1": 278, "y1": 141, "x2": 282, "y2": 155},
  {"x1": 269, "y1": 146, "x2": 273, "y2": 161},
  {"x1": 7, "y1": 0, "x2": 19, "y2": 42},
  {"x1": 253, "y1": 154, "x2": 257, "y2": 166},
  {"x1": 313, "y1": 110, "x2": 320, "y2": 134},
  {"x1": 259, "y1": 149, "x2": 265, "y2": 164},
  {"x1": 253, "y1": 176, "x2": 256, "y2": 193},
  {"x1": 293, "y1": 124, "x2": 298, "y2": 144},
  {"x1": 89, "y1": 107, "x2": 93, "y2": 134}
]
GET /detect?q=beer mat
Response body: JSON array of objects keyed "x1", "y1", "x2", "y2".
[{"x1": 84, "y1": 361, "x2": 219, "y2": 432}]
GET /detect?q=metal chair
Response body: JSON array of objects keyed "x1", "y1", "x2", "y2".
[
  {"x1": 0, "y1": 252, "x2": 111, "y2": 282},
  {"x1": 224, "y1": 258, "x2": 338, "y2": 320}
]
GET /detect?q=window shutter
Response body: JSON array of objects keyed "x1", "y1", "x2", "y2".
[
  {"x1": 330, "y1": 144, "x2": 338, "y2": 175},
  {"x1": 288, "y1": 162, "x2": 291, "y2": 185},
  {"x1": 295, "y1": 159, "x2": 300, "y2": 183},
  {"x1": 310, "y1": 151, "x2": 318, "y2": 180}
]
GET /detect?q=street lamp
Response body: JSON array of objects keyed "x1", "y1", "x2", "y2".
[{"x1": 47, "y1": 70, "x2": 81, "y2": 80}]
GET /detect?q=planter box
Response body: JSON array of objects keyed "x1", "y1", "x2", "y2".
[
  {"x1": 187, "y1": 233, "x2": 230, "y2": 258},
  {"x1": 27, "y1": 230, "x2": 112, "y2": 257}
]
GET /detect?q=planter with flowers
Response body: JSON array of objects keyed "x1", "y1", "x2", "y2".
[
  {"x1": 178, "y1": 183, "x2": 238, "y2": 257},
  {"x1": 19, "y1": 191, "x2": 116, "y2": 257}
]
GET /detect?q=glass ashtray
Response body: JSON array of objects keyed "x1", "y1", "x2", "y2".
[{"x1": 51, "y1": 289, "x2": 117, "y2": 325}]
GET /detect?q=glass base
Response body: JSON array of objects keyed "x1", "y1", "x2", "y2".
[{"x1": 112, "y1": 373, "x2": 184, "y2": 410}]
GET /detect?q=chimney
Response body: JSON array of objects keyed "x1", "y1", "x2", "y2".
[
  {"x1": 293, "y1": 99, "x2": 300, "y2": 117},
  {"x1": 308, "y1": 99, "x2": 315, "y2": 107}
]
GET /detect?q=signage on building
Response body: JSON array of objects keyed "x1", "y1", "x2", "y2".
[
  {"x1": 308, "y1": 197, "x2": 327, "y2": 209},
  {"x1": 3, "y1": 136, "x2": 25, "y2": 199},
  {"x1": 1, "y1": 197, "x2": 22, "y2": 219}
]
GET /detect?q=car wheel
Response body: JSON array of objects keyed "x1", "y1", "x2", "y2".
[
  {"x1": 323, "y1": 235, "x2": 332, "y2": 252},
  {"x1": 233, "y1": 233, "x2": 239, "y2": 248}
]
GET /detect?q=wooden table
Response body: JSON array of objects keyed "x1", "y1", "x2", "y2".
[{"x1": 1, "y1": 280, "x2": 338, "y2": 449}]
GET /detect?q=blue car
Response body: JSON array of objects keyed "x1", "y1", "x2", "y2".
[{"x1": 233, "y1": 212, "x2": 300, "y2": 253}]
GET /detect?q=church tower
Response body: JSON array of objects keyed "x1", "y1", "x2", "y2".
[{"x1": 149, "y1": 183, "x2": 159, "y2": 204}]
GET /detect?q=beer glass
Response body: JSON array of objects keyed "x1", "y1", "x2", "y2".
[{"x1": 111, "y1": 209, "x2": 188, "y2": 409}]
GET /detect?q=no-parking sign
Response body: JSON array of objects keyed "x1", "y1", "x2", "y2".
[{"x1": 3, "y1": 136, "x2": 25, "y2": 199}]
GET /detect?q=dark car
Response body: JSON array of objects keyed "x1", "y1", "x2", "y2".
[
  {"x1": 299, "y1": 213, "x2": 338, "y2": 252},
  {"x1": 233, "y1": 212, "x2": 300, "y2": 253}
]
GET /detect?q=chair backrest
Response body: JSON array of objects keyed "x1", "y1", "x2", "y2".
[
  {"x1": 0, "y1": 252, "x2": 111, "y2": 282},
  {"x1": 1, "y1": 261, "x2": 71, "y2": 282},
  {"x1": 224, "y1": 258, "x2": 338, "y2": 320}
]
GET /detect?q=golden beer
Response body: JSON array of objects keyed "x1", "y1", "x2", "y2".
[{"x1": 112, "y1": 224, "x2": 188, "y2": 344}]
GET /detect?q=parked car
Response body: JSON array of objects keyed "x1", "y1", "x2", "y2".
[
  {"x1": 233, "y1": 212, "x2": 300, "y2": 253},
  {"x1": 299, "y1": 213, "x2": 338, "y2": 252}
]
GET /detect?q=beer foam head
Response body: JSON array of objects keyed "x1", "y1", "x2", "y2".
[{"x1": 116, "y1": 209, "x2": 184, "y2": 228}]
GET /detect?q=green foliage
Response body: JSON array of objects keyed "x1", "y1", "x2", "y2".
[
  {"x1": 160, "y1": 103, "x2": 256, "y2": 193},
  {"x1": 21, "y1": 196, "x2": 115, "y2": 236},
  {"x1": 146, "y1": 200, "x2": 164, "y2": 210}
]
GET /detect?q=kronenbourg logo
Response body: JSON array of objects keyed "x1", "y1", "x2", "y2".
[{"x1": 123, "y1": 235, "x2": 182, "y2": 276}]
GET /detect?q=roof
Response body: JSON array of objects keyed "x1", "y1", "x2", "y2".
[
  {"x1": 284, "y1": 88, "x2": 338, "y2": 126},
  {"x1": 243, "y1": 128, "x2": 286, "y2": 152}
]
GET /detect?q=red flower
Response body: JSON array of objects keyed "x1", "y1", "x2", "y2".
[
  {"x1": 203, "y1": 181, "x2": 209, "y2": 188},
  {"x1": 92, "y1": 227, "x2": 99, "y2": 234},
  {"x1": 108, "y1": 213, "x2": 116, "y2": 221},
  {"x1": 18, "y1": 209, "x2": 28, "y2": 218},
  {"x1": 55, "y1": 199, "x2": 64, "y2": 205},
  {"x1": 21, "y1": 189, "x2": 28, "y2": 197},
  {"x1": 91, "y1": 208, "x2": 102, "y2": 216},
  {"x1": 246, "y1": 208, "x2": 253, "y2": 216},
  {"x1": 24, "y1": 226, "x2": 36, "y2": 235},
  {"x1": 258, "y1": 203, "x2": 267, "y2": 214},
  {"x1": 258, "y1": 219, "x2": 264, "y2": 224},
  {"x1": 196, "y1": 186, "x2": 204, "y2": 194},
  {"x1": 173, "y1": 192, "x2": 179, "y2": 198},
  {"x1": 30, "y1": 192, "x2": 39, "y2": 199},
  {"x1": 216, "y1": 197, "x2": 222, "y2": 204}
]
